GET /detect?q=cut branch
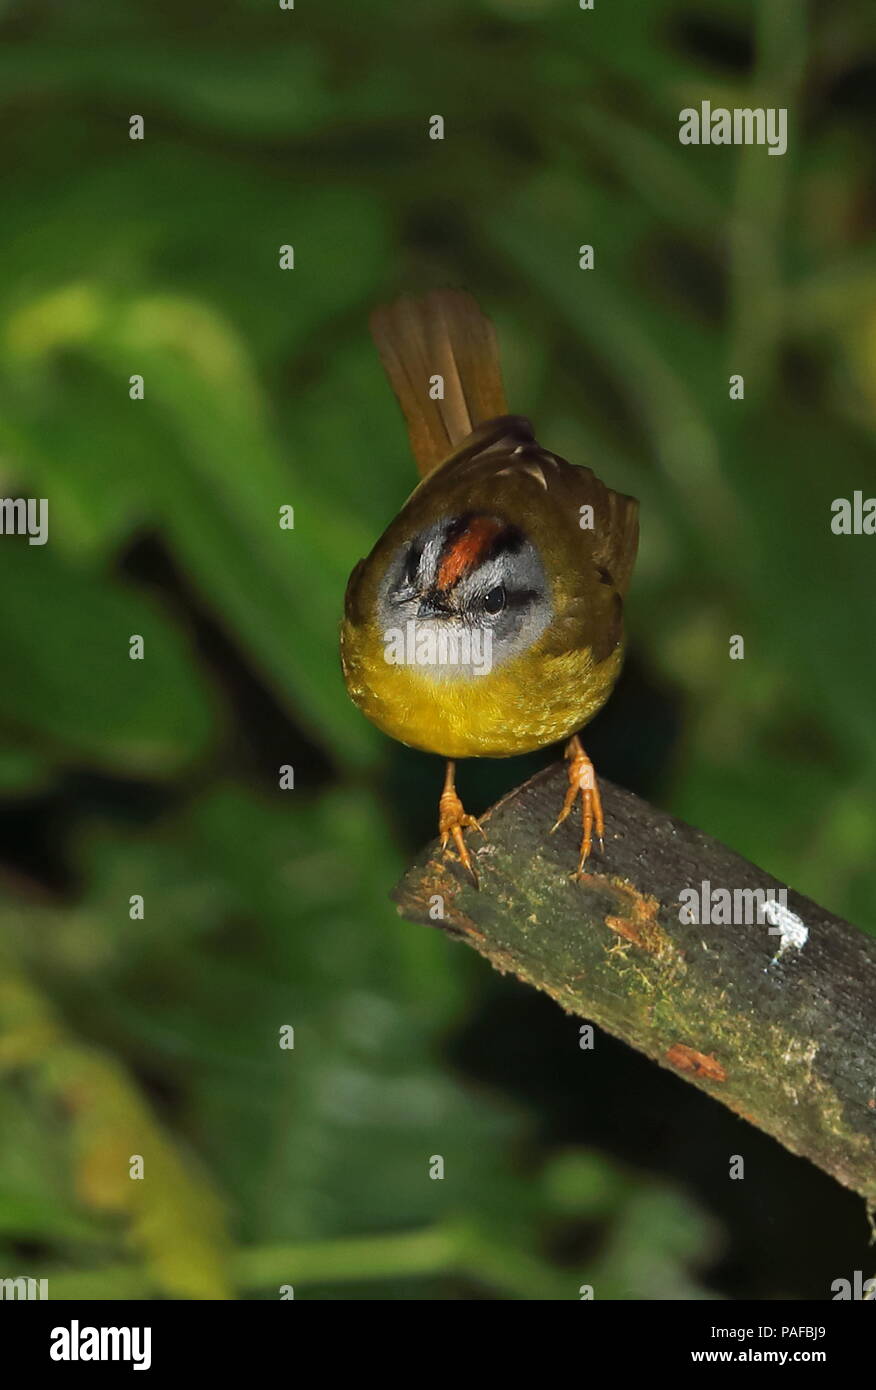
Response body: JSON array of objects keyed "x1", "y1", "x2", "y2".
[{"x1": 393, "y1": 764, "x2": 876, "y2": 1206}]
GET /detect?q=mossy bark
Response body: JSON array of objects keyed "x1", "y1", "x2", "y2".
[{"x1": 393, "y1": 763, "x2": 876, "y2": 1205}]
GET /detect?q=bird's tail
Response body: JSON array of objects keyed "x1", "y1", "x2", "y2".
[{"x1": 369, "y1": 289, "x2": 510, "y2": 478}]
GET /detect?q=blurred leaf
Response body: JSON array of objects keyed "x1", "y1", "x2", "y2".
[
  {"x1": 3, "y1": 284, "x2": 383, "y2": 767},
  {"x1": 590, "y1": 1185, "x2": 721, "y2": 1301},
  {"x1": 46, "y1": 1046, "x2": 230, "y2": 1300},
  {"x1": 0, "y1": 541, "x2": 214, "y2": 774},
  {"x1": 0, "y1": 957, "x2": 231, "y2": 1298},
  {"x1": 0, "y1": 744, "x2": 50, "y2": 793},
  {"x1": 0, "y1": 42, "x2": 331, "y2": 136}
]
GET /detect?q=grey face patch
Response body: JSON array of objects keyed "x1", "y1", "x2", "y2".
[{"x1": 376, "y1": 515, "x2": 552, "y2": 682}]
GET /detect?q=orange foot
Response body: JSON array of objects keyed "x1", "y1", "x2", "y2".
[
  {"x1": 549, "y1": 735, "x2": 605, "y2": 879},
  {"x1": 439, "y1": 760, "x2": 485, "y2": 888}
]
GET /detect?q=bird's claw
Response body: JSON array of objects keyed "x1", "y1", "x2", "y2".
[
  {"x1": 439, "y1": 787, "x2": 485, "y2": 888},
  {"x1": 550, "y1": 737, "x2": 605, "y2": 879}
]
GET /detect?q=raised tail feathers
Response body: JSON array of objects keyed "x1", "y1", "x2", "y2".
[{"x1": 369, "y1": 289, "x2": 509, "y2": 478}]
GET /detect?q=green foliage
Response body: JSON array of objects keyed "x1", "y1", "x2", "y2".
[{"x1": 0, "y1": 0, "x2": 873, "y2": 1298}]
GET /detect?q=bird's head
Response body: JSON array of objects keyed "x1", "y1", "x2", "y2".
[{"x1": 376, "y1": 512, "x2": 552, "y2": 680}]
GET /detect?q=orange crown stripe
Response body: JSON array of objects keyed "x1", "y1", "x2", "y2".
[{"x1": 436, "y1": 517, "x2": 504, "y2": 592}]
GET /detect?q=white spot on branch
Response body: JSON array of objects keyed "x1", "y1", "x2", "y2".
[{"x1": 764, "y1": 898, "x2": 809, "y2": 963}]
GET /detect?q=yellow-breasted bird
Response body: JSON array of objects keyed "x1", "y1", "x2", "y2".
[{"x1": 340, "y1": 289, "x2": 638, "y2": 885}]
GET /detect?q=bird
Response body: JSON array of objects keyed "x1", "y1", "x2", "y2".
[{"x1": 340, "y1": 289, "x2": 638, "y2": 887}]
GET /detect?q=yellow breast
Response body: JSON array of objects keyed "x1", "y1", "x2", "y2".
[{"x1": 340, "y1": 618, "x2": 623, "y2": 758}]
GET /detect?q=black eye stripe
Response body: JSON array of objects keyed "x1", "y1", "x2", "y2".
[{"x1": 487, "y1": 586, "x2": 538, "y2": 612}]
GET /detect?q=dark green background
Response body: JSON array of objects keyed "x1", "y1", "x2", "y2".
[{"x1": 0, "y1": 0, "x2": 874, "y2": 1298}]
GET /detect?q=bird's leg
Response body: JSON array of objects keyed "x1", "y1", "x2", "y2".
[
  {"x1": 550, "y1": 734, "x2": 605, "y2": 878},
  {"x1": 438, "y1": 760, "x2": 485, "y2": 888}
]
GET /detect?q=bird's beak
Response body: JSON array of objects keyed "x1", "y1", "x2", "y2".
[{"x1": 417, "y1": 591, "x2": 452, "y2": 619}]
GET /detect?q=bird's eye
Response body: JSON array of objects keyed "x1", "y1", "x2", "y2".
[{"x1": 483, "y1": 585, "x2": 506, "y2": 615}]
